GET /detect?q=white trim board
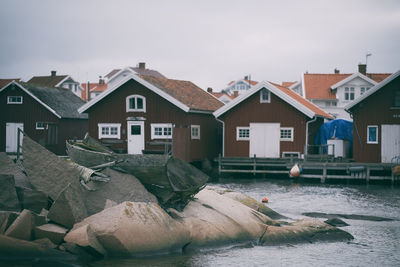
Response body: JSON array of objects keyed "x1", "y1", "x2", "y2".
[{"x1": 330, "y1": 72, "x2": 377, "y2": 90}]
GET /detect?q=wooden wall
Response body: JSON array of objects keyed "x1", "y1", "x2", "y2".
[
  {"x1": 219, "y1": 89, "x2": 321, "y2": 157},
  {"x1": 351, "y1": 76, "x2": 400, "y2": 162},
  {"x1": 86, "y1": 79, "x2": 220, "y2": 162}
]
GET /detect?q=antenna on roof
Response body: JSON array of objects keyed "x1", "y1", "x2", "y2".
[{"x1": 366, "y1": 52, "x2": 372, "y2": 66}]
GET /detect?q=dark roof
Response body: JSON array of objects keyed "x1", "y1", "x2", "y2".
[
  {"x1": 27, "y1": 75, "x2": 68, "y2": 87},
  {"x1": 0, "y1": 78, "x2": 20, "y2": 88},
  {"x1": 140, "y1": 75, "x2": 223, "y2": 112},
  {"x1": 105, "y1": 67, "x2": 166, "y2": 80},
  {"x1": 20, "y1": 82, "x2": 87, "y2": 119}
]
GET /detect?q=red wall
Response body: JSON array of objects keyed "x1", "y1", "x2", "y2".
[
  {"x1": 0, "y1": 85, "x2": 87, "y2": 155},
  {"x1": 351, "y1": 76, "x2": 400, "y2": 162},
  {"x1": 86, "y1": 79, "x2": 220, "y2": 162},
  {"x1": 219, "y1": 90, "x2": 322, "y2": 157}
]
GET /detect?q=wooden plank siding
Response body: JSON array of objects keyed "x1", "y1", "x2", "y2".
[
  {"x1": 0, "y1": 85, "x2": 87, "y2": 155},
  {"x1": 86, "y1": 79, "x2": 220, "y2": 162},
  {"x1": 219, "y1": 90, "x2": 323, "y2": 157},
  {"x1": 351, "y1": 75, "x2": 400, "y2": 163}
]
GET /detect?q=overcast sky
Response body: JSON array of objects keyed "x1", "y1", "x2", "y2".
[{"x1": 0, "y1": 0, "x2": 399, "y2": 90}]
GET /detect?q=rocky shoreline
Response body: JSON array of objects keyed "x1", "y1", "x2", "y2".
[{"x1": 0, "y1": 136, "x2": 354, "y2": 265}]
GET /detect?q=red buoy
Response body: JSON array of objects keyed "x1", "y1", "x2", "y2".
[{"x1": 262, "y1": 197, "x2": 269, "y2": 203}]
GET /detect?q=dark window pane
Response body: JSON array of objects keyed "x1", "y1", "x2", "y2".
[
  {"x1": 137, "y1": 98, "x2": 143, "y2": 109},
  {"x1": 130, "y1": 98, "x2": 135, "y2": 109},
  {"x1": 131, "y1": 125, "x2": 141, "y2": 135}
]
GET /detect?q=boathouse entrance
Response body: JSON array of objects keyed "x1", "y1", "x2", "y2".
[
  {"x1": 381, "y1": 124, "x2": 400, "y2": 163},
  {"x1": 249, "y1": 123, "x2": 280, "y2": 158}
]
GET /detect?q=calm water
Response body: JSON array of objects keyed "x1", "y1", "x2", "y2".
[{"x1": 91, "y1": 178, "x2": 400, "y2": 267}]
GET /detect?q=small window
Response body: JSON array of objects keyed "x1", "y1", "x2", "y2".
[
  {"x1": 7, "y1": 96, "x2": 23, "y2": 104},
  {"x1": 126, "y1": 95, "x2": 146, "y2": 112},
  {"x1": 360, "y1": 87, "x2": 366, "y2": 95},
  {"x1": 260, "y1": 88, "x2": 270, "y2": 103},
  {"x1": 36, "y1": 122, "x2": 47, "y2": 130},
  {"x1": 344, "y1": 87, "x2": 355, "y2": 101},
  {"x1": 191, "y1": 125, "x2": 200, "y2": 140},
  {"x1": 367, "y1": 125, "x2": 378, "y2": 144},
  {"x1": 98, "y1": 123, "x2": 121, "y2": 139},
  {"x1": 236, "y1": 127, "x2": 250, "y2": 141},
  {"x1": 68, "y1": 84, "x2": 72, "y2": 90},
  {"x1": 151, "y1": 123, "x2": 172, "y2": 139},
  {"x1": 280, "y1": 127, "x2": 294, "y2": 141},
  {"x1": 131, "y1": 125, "x2": 141, "y2": 135}
]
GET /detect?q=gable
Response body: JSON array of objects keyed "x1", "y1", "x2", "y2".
[
  {"x1": 214, "y1": 81, "x2": 332, "y2": 119},
  {"x1": 79, "y1": 73, "x2": 223, "y2": 114},
  {"x1": 346, "y1": 70, "x2": 400, "y2": 111}
]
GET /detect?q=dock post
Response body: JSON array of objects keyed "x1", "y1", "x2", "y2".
[
  {"x1": 391, "y1": 168, "x2": 395, "y2": 186},
  {"x1": 253, "y1": 154, "x2": 256, "y2": 176},
  {"x1": 321, "y1": 164, "x2": 327, "y2": 183},
  {"x1": 218, "y1": 154, "x2": 222, "y2": 174},
  {"x1": 366, "y1": 166, "x2": 370, "y2": 185}
]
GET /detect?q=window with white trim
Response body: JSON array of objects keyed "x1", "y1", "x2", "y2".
[
  {"x1": 344, "y1": 87, "x2": 355, "y2": 100},
  {"x1": 360, "y1": 87, "x2": 366, "y2": 95},
  {"x1": 236, "y1": 127, "x2": 250, "y2": 141},
  {"x1": 36, "y1": 122, "x2": 47, "y2": 130},
  {"x1": 260, "y1": 88, "x2": 270, "y2": 103},
  {"x1": 367, "y1": 125, "x2": 378, "y2": 144},
  {"x1": 151, "y1": 123, "x2": 172, "y2": 139},
  {"x1": 7, "y1": 96, "x2": 23, "y2": 104},
  {"x1": 126, "y1": 95, "x2": 146, "y2": 112},
  {"x1": 191, "y1": 125, "x2": 200, "y2": 140},
  {"x1": 280, "y1": 127, "x2": 294, "y2": 141},
  {"x1": 98, "y1": 123, "x2": 121, "y2": 139}
]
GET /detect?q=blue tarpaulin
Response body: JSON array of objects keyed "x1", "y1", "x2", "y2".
[{"x1": 314, "y1": 119, "x2": 353, "y2": 145}]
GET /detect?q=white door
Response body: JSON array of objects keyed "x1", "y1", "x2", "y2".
[
  {"x1": 381, "y1": 124, "x2": 400, "y2": 163},
  {"x1": 127, "y1": 121, "x2": 144, "y2": 154},
  {"x1": 249, "y1": 123, "x2": 280, "y2": 158},
  {"x1": 6, "y1": 122, "x2": 24, "y2": 153}
]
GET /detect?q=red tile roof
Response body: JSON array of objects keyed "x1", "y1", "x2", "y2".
[
  {"x1": 304, "y1": 73, "x2": 352, "y2": 99},
  {"x1": 366, "y1": 73, "x2": 391, "y2": 83},
  {"x1": 0, "y1": 78, "x2": 20, "y2": 88},
  {"x1": 270, "y1": 82, "x2": 333, "y2": 119},
  {"x1": 81, "y1": 82, "x2": 108, "y2": 101},
  {"x1": 304, "y1": 73, "x2": 392, "y2": 100},
  {"x1": 27, "y1": 75, "x2": 68, "y2": 87},
  {"x1": 282, "y1": 81, "x2": 296, "y2": 88},
  {"x1": 210, "y1": 92, "x2": 236, "y2": 99},
  {"x1": 227, "y1": 79, "x2": 258, "y2": 86},
  {"x1": 140, "y1": 75, "x2": 223, "y2": 112}
]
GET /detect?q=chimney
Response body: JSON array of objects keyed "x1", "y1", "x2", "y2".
[
  {"x1": 334, "y1": 68, "x2": 340, "y2": 74},
  {"x1": 99, "y1": 76, "x2": 104, "y2": 85},
  {"x1": 358, "y1": 64, "x2": 367, "y2": 75},
  {"x1": 138, "y1": 62, "x2": 146, "y2": 70},
  {"x1": 207, "y1": 87, "x2": 213, "y2": 93},
  {"x1": 51, "y1": 70, "x2": 56, "y2": 77},
  {"x1": 233, "y1": 91, "x2": 239, "y2": 97},
  {"x1": 244, "y1": 75, "x2": 249, "y2": 80}
]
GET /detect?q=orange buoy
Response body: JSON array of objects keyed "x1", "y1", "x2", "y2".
[{"x1": 262, "y1": 197, "x2": 269, "y2": 203}]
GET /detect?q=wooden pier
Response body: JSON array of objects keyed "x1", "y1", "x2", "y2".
[{"x1": 217, "y1": 156, "x2": 400, "y2": 185}]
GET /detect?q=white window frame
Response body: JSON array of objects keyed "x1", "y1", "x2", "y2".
[
  {"x1": 151, "y1": 123, "x2": 172, "y2": 139},
  {"x1": 98, "y1": 123, "x2": 121, "y2": 139},
  {"x1": 344, "y1": 87, "x2": 355, "y2": 101},
  {"x1": 260, "y1": 88, "x2": 271, "y2": 103},
  {"x1": 367, "y1": 125, "x2": 378, "y2": 144},
  {"x1": 191, "y1": 125, "x2": 200, "y2": 140},
  {"x1": 236, "y1": 127, "x2": 250, "y2": 141},
  {"x1": 126, "y1": 95, "x2": 146, "y2": 112},
  {"x1": 280, "y1": 127, "x2": 294, "y2": 141},
  {"x1": 7, "y1": 96, "x2": 23, "y2": 104},
  {"x1": 36, "y1": 122, "x2": 47, "y2": 130}
]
